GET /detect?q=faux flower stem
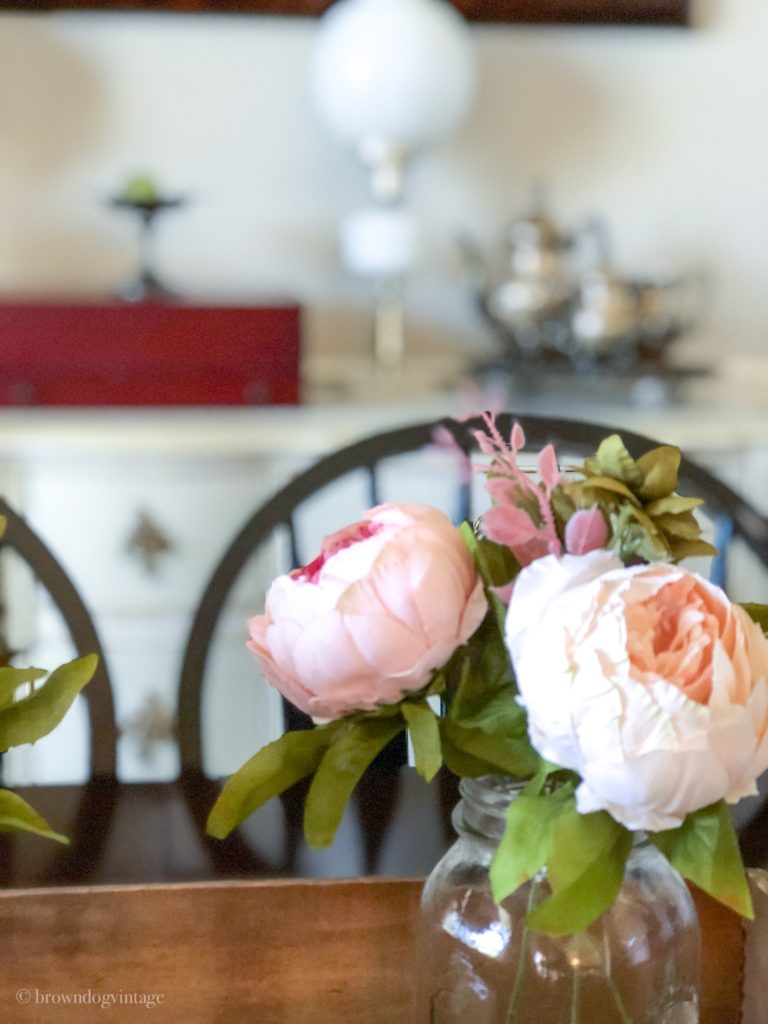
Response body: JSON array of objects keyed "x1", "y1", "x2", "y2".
[
  {"x1": 570, "y1": 963, "x2": 581, "y2": 1024},
  {"x1": 602, "y1": 930, "x2": 634, "y2": 1024},
  {"x1": 504, "y1": 878, "x2": 538, "y2": 1022},
  {"x1": 505, "y1": 900, "x2": 636, "y2": 1024},
  {"x1": 604, "y1": 972, "x2": 634, "y2": 1024}
]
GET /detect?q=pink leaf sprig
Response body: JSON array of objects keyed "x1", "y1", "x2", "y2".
[
  {"x1": 564, "y1": 506, "x2": 609, "y2": 556},
  {"x1": 475, "y1": 414, "x2": 563, "y2": 567}
]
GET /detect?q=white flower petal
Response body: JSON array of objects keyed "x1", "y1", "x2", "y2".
[{"x1": 506, "y1": 553, "x2": 768, "y2": 827}]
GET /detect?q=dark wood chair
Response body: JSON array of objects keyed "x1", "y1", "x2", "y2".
[
  {"x1": 0, "y1": 497, "x2": 120, "y2": 886},
  {"x1": 177, "y1": 414, "x2": 768, "y2": 879}
]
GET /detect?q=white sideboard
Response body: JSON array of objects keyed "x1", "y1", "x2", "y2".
[{"x1": 1, "y1": 372, "x2": 768, "y2": 787}]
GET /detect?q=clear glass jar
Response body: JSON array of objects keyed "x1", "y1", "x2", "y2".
[{"x1": 418, "y1": 776, "x2": 700, "y2": 1024}]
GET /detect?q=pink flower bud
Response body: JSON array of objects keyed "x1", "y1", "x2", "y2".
[{"x1": 565, "y1": 506, "x2": 609, "y2": 555}]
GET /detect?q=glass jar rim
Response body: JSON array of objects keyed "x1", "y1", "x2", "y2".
[{"x1": 454, "y1": 775, "x2": 526, "y2": 841}]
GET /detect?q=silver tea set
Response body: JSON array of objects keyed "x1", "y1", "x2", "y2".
[{"x1": 462, "y1": 194, "x2": 705, "y2": 390}]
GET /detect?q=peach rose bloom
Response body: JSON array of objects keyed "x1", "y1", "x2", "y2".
[
  {"x1": 248, "y1": 503, "x2": 487, "y2": 721},
  {"x1": 505, "y1": 550, "x2": 768, "y2": 831}
]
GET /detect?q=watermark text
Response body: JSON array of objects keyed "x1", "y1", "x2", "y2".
[{"x1": 16, "y1": 988, "x2": 165, "y2": 1010}]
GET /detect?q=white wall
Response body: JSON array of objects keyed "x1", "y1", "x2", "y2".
[{"x1": 0, "y1": 0, "x2": 765, "y2": 367}]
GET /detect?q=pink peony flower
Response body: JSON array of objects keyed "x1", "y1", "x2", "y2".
[
  {"x1": 248, "y1": 503, "x2": 487, "y2": 721},
  {"x1": 505, "y1": 550, "x2": 768, "y2": 831}
]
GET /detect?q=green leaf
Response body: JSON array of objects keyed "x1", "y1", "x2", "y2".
[
  {"x1": 439, "y1": 730, "x2": 502, "y2": 777},
  {"x1": 0, "y1": 666, "x2": 47, "y2": 711},
  {"x1": 447, "y1": 615, "x2": 515, "y2": 720},
  {"x1": 650, "y1": 801, "x2": 753, "y2": 918},
  {"x1": 667, "y1": 538, "x2": 718, "y2": 561},
  {"x1": 207, "y1": 725, "x2": 335, "y2": 839},
  {"x1": 450, "y1": 686, "x2": 537, "y2": 774},
  {"x1": 304, "y1": 717, "x2": 405, "y2": 847},
  {"x1": 550, "y1": 486, "x2": 576, "y2": 525},
  {"x1": 441, "y1": 717, "x2": 539, "y2": 778},
  {"x1": 644, "y1": 495, "x2": 703, "y2": 517},
  {"x1": 741, "y1": 603, "x2": 768, "y2": 632},
  {"x1": 610, "y1": 507, "x2": 667, "y2": 564},
  {"x1": 525, "y1": 810, "x2": 633, "y2": 935},
  {"x1": 463, "y1": 526, "x2": 518, "y2": 589},
  {"x1": 459, "y1": 519, "x2": 479, "y2": 555},
  {"x1": 460, "y1": 525, "x2": 514, "y2": 635},
  {"x1": 490, "y1": 786, "x2": 574, "y2": 903},
  {"x1": 523, "y1": 758, "x2": 560, "y2": 798},
  {"x1": 455, "y1": 686, "x2": 527, "y2": 736},
  {"x1": 574, "y1": 476, "x2": 641, "y2": 506},
  {"x1": 655, "y1": 511, "x2": 704, "y2": 541},
  {"x1": 636, "y1": 445, "x2": 681, "y2": 501},
  {"x1": 0, "y1": 788, "x2": 68, "y2": 844},
  {"x1": 626, "y1": 504, "x2": 664, "y2": 538},
  {"x1": 0, "y1": 655, "x2": 97, "y2": 752},
  {"x1": 586, "y1": 435, "x2": 643, "y2": 488},
  {"x1": 402, "y1": 700, "x2": 442, "y2": 782}
]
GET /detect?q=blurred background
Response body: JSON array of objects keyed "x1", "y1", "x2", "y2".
[
  {"x1": 2, "y1": 0, "x2": 768, "y2": 886},
  {"x1": 0, "y1": 0, "x2": 764, "y2": 381}
]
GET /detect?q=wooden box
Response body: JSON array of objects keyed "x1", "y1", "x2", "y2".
[
  {"x1": 0, "y1": 302, "x2": 301, "y2": 405},
  {"x1": 0, "y1": 877, "x2": 744, "y2": 1023}
]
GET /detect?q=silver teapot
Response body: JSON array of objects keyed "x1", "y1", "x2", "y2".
[
  {"x1": 463, "y1": 193, "x2": 702, "y2": 382},
  {"x1": 485, "y1": 205, "x2": 574, "y2": 336}
]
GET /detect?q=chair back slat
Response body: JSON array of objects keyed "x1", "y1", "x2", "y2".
[
  {"x1": 710, "y1": 514, "x2": 734, "y2": 590},
  {"x1": 287, "y1": 515, "x2": 302, "y2": 574},
  {"x1": 458, "y1": 479, "x2": 472, "y2": 525},
  {"x1": 0, "y1": 499, "x2": 116, "y2": 777},
  {"x1": 368, "y1": 463, "x2": 381, "y2": 508},
  {"x1": 0, "y1": 498, "x2": 119, "y2": 885}
]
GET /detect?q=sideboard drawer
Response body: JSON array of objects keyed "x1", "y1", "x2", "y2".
[{"x1": 19, "y1": 453, "x2": 294, "y2": 617}]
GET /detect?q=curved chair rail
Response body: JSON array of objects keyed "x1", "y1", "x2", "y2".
[{"x1": 0, "y1": 497, "x2": 119, "y2": 883}]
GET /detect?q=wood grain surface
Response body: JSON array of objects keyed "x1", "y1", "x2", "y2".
[{"x1": 0, "y1": 876, "x2": 742, "y2": 1023}]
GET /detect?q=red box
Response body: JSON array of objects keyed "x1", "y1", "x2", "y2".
[{"x1": 0, "y1": 302, "x2": 301, "y2": 406}]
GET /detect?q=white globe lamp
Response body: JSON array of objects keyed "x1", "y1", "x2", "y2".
[
  {"x1": 311, "y1": 0, "x2": 474, "y2": 187},
  {"x1": 310, "y1": 0, "x2": 475, "y2": 370}
]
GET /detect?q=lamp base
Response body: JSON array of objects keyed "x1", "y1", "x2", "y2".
[{"x1": 372, "y1": 275, "x2": 406, "y2": 371}]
